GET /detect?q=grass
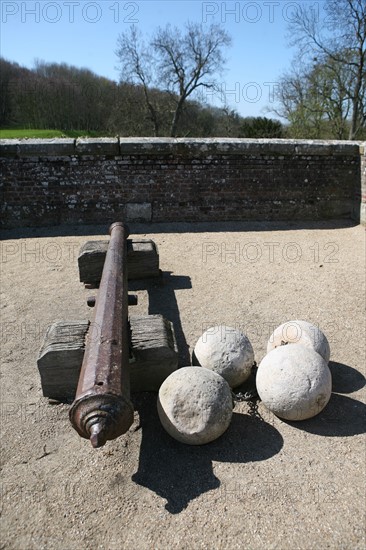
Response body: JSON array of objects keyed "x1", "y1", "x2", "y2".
[{"x1": 0, "y1": 128, "x2": 110, "y2": 139}]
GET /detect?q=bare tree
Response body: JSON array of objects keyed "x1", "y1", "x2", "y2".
[
  {"x1": 115, "y1": 26, "x2": 161, "y2": 136},
  {"x1": 288, "y1": 0, "x2": 366, "y2": 139},
  {"x1": 115, "y1": 22, "x2": 231, "y2": 137}
]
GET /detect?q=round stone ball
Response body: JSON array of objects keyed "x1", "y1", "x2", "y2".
[
  {"x1": 157, "y1": 367, "x2": 233, "y2": 445},
  {"x1": 267, "y1": 320, "x2": 330, "y2": 364},
  {"x1": 256, "y1": 344, "x2": 332, "y2": 421},
  {"x1": 194, "y1": 326, "x2": 254, "y2": 388}
]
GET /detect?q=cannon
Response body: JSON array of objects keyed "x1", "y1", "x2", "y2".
[
  {"x1": 37, "y1": 222, "x2": 180, "y2": 443},
  {"x1": 69, "y1": 222, "x2": 134, "y2": 448}
]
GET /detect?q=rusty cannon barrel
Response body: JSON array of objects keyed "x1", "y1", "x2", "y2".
[{"x1": 69, "y1": 222, "x2": 134, "y2": 448}]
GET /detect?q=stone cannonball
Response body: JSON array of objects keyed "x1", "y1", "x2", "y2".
[
  {"x1": 256, "y1": 345, "x2": 332, "y2": 421},
  {"x1": 157, "y1": 367, "x2": 233, "y2": 445},
  {"x1": 194, "y1": 326, "x2": 254, "y2": 388},
  {"x1": 267, "y1": 320, "x2": 330, "y2": 364}
]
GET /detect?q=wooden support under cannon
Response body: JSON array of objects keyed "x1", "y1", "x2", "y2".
[
  {"x1": 78, "y1": 238, "x2": 160, "y2": 285},
  {"x1": 37, "y1": 315, "x2": 179, "y2": 402}
]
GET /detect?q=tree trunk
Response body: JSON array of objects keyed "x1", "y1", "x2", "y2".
[
  {"x1": 170, "y1": 97, "x2": 185, "y2": 137},
  {"x1": 349, "y1": 96, "x2": 359, "y2": 139},
  {"x1": 349, "y1": 49, "x2": 364, "y2": 140},
  {"x1": 142, "y1": 83, "x2": 160, "y2": 137}
]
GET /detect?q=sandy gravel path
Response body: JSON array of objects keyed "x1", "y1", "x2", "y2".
[{"x1": 0, "y1": 220, "x2": 365, "y2": 550}]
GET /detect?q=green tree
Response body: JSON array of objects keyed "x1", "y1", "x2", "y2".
[
  {"x1": 238, "y1": 117, "x2": 283, "y2": 138},
  {"x1": 287, "y1": 0, "x2": 366, "y2": 139},
  {"x1": 273, "y1": 57, "x2": 352, "y2": 139}
]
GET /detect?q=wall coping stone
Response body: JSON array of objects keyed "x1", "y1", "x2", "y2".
[
  {"x1": 75, "y1": 137, "x2": 119, "y2": 155},
  {"x1": 118, "y1": 138, "x2": 362, "y2": 157},
  {"x1": 0, "y1": 137, "x2": 363, "y2": 158},
  {"x1": 0, "y1": 138, "x2": 76, "y2": 157}
]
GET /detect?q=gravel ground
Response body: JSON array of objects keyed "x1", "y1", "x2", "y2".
[{"x1": 0, "y1": 220, "x2": 365, "y2": 550}]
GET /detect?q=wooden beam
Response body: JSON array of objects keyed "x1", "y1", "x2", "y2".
[
  {"x1": 37, "y1": 315, "x2": 178, "y2": 401},
  {"x1": 78, "y1": 239, "x2": 160, "y2": 284}
]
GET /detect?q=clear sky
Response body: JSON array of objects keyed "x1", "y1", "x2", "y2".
[{"x1": 0, "y1": 0, "x2": 323, "y2": 118}]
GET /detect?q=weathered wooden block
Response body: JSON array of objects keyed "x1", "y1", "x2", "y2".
[
  {"x1": 37, "y1": 321, "x2": 88, "y2": 402},
  {"x1": 78, "y1": 239, "x2": 159, "y2": 284},
  {"x1": 37, "y1": 315, "x2": 178, "y2": 401},
  {"x1": 129, "y1": 315, "x2": 179, "y2": 392}
]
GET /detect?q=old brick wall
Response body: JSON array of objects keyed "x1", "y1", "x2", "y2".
[{"x1": 0, "y1": 138, "x2": 363, "y2": 228}]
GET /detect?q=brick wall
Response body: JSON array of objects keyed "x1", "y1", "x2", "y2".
[{"x1": 0, "y1": 138, "x2": 364, "y2": 228}]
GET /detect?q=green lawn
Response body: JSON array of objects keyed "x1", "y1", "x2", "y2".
[{"x1": 0, "y1": 128, "x2": 109, "y2": 139}]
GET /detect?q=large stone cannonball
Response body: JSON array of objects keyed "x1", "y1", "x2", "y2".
[
  {"x1": 157, "y1": 367, "x2": 233, "y2": 445},
  {"x1": 256, "y1": 345, "x2": 332, "y2": 421},
  {"x1": 194, "y1": 326, "x2": 254, "y2": 388},
  {"x1": 267, "y1": 320, "x2": 330, "y2": 364}
]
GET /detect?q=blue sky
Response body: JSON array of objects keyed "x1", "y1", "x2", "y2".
[{"x1": 0, "y1": 1, "x2": 323, "y2": 118}]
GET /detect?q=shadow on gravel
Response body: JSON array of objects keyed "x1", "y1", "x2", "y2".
[
  {"x1": 285, "y1": 393, "x2": 366, "y2": 437},
  {"x1": 130, "y1": 393, "x2": 283, "y2": 514},
  {"x1": 0, "y1": 219, "x2": 357, "y2": 240},
  {"x1": 0, "y1": 223, "x2": 108, "y2": 240},
  {"x1": 329, "y1": 361, "x2": 365, "y2": 394},
  {"x1": 290, "y1": 361, "x2": 366, "y2": 437}
]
